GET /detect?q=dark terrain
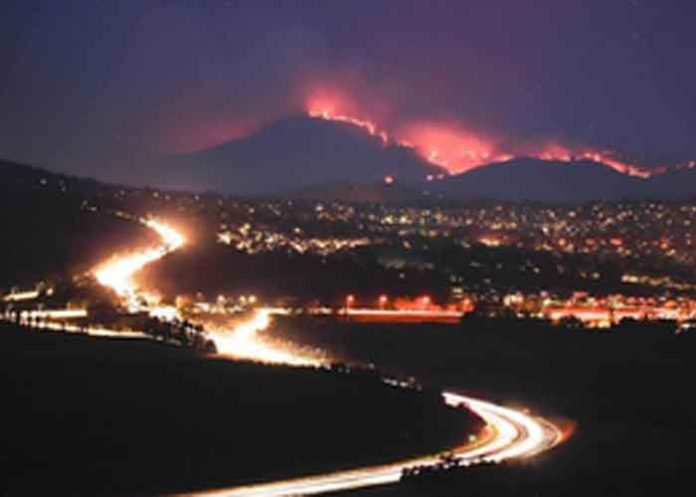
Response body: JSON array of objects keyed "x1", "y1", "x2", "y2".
[
  {"x1": 272, "y1": 316, "x2": 696, "y2": 496},
  {"x1": 0, "y1": 160, "x2": 155, "y2": 288},
  {"x1": 0, "y1": 324, "x2": 480, "y2": 496}
]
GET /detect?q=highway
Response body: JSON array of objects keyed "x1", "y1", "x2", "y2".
[
  {"x1": 88, "y1": 217, "x2": 565, "y2": 497},
  {"x1": 174, "y1": 390, "x2": 562, "y2": 497},
  {"x1": 94, "y1": 217, "x2": 185, "y2": 312}
]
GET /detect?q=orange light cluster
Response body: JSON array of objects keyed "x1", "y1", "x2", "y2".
[{"x1": 389, "y1": 295, "x2": 473, "y2": 313}]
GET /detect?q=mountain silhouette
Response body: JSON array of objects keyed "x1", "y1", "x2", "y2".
[
  {"x1": 153, "y1": 117, "x2": 693, "y2": 201},
  {"x1": 154, "y1": 115, "x2": 444, "y2": 194}
]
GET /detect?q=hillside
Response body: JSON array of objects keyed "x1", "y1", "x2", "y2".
[
  {"x1": 432, "y1": 158, "x2": 694, "y2": 202},
  {"x1": 146, "y1": 116, "x2": 694, "y2": 200},
  {"x1": 641, "y1": 168, "x2": 696, "y2": 199},
  {"x1": 284, "y1": 159, "x2": 695, "y2": 203},
  {"x1": 430, "y1": 158, "x2": 646, "y2": 202},
  {"x1": 280, "y1": 316, "x2": 695, "y2": 497},
  {"x1": 153, "y1": 115, "x2": 445, "y2": 194},
  {"x1": 0, "y1": 324, "x2": 481, "y2": 496},
  {"x1": 0, "y1": 160, "x2": 154, "y2": 288},
  {"x1": 0, "y1": 158, "x2": 107, "y2": 193},
  {"x1": 284, "y1": 179, "x2": 429, "y2": 203}
]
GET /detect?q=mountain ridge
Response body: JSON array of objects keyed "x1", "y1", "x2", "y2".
[
  {"x1": 154, "y1": 115, "x2": 445, "y2": 194},
  {"x1": 150, "y1": 115, "x2": 693, "y2": 201},
  {"x1": 2, "y1": 114, "x2": 693, "y2": 202}
]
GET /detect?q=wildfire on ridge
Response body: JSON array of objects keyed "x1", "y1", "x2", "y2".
[
  {"x1": 305, "y1": 101, "x2": 680, "y2": 179},
  {"x1": 308, "y1": 108, "x2": 390, "y2": 146},
  {"x1": 399, "y1": 122, "x2": 506, "y2": 174}
]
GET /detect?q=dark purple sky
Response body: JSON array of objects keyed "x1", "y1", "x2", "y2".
[{"x1": 2, "y1": 0, "x2": 695, "y2": 180}]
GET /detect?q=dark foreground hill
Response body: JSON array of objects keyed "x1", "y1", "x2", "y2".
[
  {"x1": 276, "y1": 316, "x2": 696, "y2": 497},
  {"x1": 0, "y1": 160, "x2": 155, "y2": 288},
  {"x1": 0, "y1": 324, "x2": 480, "y2": 497}
]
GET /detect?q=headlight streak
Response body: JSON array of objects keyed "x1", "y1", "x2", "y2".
[
  {"x1": 207, "y1": 308, "x2": 325, "y2": 367},
  {"x1": 173, "y1": 391, "x2": 563, "y2": 497},
  {"x1": 83, "y1": 215, "x2": 566, "y2": 496},
  {"x1": 94, "y1": 218, "x2": 185, "y2": 313}
]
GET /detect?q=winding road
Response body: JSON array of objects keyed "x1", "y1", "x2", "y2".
[
  {"x1": 173, "y1": 391, "x2": 562, "y2": 497},
  {"x1": 93, "y1": 216, "x2": 566, "y2": 497}
]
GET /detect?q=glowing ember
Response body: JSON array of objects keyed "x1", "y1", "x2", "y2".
[{"x1": 209, "y1": 308, "x2": 323, "y2": 367}]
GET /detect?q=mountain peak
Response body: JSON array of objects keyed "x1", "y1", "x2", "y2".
[{"x1": 155, "y1": 114, "x2": 444, "y2": 194}]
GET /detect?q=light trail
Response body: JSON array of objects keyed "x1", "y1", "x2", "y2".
[
  {"x1": 22, "y1": 309, "x2": 88, "y2": 320},
  {"x1": 94, "y1": 218, "x2": 185, "y2": 312},
  {"x1": 91, "y1": 217, "x2": 317, "y2": 366},
  {"x1": 207, "y1": 308, "x2": 325, "y2": 367},
  {"x1": 3, "y1": 218, "x2": 186, "y2": 341},
  {"x1": 2, "y1": 290, "x2": 41, "y2": 302},
  {"x1": 174, "y1": 390, "x2": 562, "y2": 497},
  {"x1": 83, "y1": 215, "x2": 566, "y2": 496},
  {"x1": 9, "y1": 312, "x2": 150, "y2": 340},
  {"x1": 341, "y1": 308, "x2": 465, "y2": 324}
]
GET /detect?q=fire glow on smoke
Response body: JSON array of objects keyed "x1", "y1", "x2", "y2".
[{"x1": 306, "y1": 95, "x2": 695, "y2": 178}]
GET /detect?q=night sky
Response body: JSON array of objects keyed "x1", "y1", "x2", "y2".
[{"x1": 2, "y1": 0, "x2": 695, "y2": 181}]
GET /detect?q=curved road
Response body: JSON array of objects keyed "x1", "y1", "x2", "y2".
[
  {"x1": 173, "y1": 391, "x2": 563, "y2": 497},
  {"x1": 92, "y1": 217, "x2": 566, "y2": 497}
]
